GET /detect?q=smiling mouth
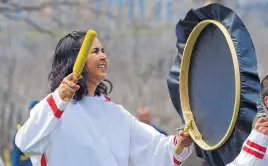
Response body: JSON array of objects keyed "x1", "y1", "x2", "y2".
[{"x1": 97, "y1": 64, "x2": 107, "y2": 69}]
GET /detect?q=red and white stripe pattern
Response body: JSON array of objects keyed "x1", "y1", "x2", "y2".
[
  {"x1": 242, "y1": 139, "x2": 267, "y2": 160},
  {"x1": 46, "y1": 95, "x2": 64, "y2": 119},
  {"x1": 173, "y1": 136, "x2": 183, "y2": 166}
]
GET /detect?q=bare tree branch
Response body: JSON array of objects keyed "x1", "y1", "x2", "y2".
[{"x1": 0, "y1": 12, "x2": 55, "y2": 36}]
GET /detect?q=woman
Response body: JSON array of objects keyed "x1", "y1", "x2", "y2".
[{"x1": 15, "y1": 31, "x2": 193, "y2": 166}]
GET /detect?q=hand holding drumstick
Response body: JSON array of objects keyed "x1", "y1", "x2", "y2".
[{"x1": 58, "y1": 73, "x2": 80, "y2": 101}]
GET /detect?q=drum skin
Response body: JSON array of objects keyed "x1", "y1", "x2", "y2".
[{"x1": 188, "y1": 23, "x2": 236, "y2": 147}]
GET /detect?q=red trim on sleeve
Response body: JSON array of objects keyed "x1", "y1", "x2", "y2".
[
  {"x1": 47, "y1": 95, "x2": 64, "y2": 118},
  {"x1": 41, "y1": 154, "x2": 47, "y2": 166},
  {"x1": 242, "y1": 146, "x2": 265, "y2": 159},
  {"x1": 104, "y1": 95, "x2": 111, "y2": 102},
  {"x1": 173, "y1": 156, "x2": 182, "y2": 165},
  {"x1": 246, "y1": 140, "x2": 267, "y2": 153}
]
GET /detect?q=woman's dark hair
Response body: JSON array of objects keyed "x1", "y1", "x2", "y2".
[
  {"x1": 261, "y1": 75, "x2": 268, "y2": 102},
  {"x1": 48, "y1": 31, "x2": 113, "y2": 102}
]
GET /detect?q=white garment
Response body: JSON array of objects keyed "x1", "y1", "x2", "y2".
[
  {"x1": 226, "y1": 130, "x2": 268, "y2": 166},
  {"x1": 0, "y1": 157, "x2": 4, "y2": 166},
  {"x1": 15, "y1": 89, "x2": 193, "y2": 166}
]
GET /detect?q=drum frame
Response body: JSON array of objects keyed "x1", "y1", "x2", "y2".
[{"x1": 180, "y1": 19, "x2": 241, "y2": 150}]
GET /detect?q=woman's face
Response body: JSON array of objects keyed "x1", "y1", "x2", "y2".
[{"x1": 86, "y1": 38, "x2": 108, "y2": 83}]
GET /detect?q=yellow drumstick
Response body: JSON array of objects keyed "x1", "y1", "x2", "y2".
[
  {"x1": 174, "y1": 120, "x2": 192, "y2": 153},
  {"x1": 63, "y1": 30, "x2": 97, "y2": 102}
]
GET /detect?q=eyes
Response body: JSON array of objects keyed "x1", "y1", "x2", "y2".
[{"x1": 92, "y1": 48, "x2": 105, "y2": 54}]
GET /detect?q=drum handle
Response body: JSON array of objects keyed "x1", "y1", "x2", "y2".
[{"x1": 174, "y1": 120, "x2": 192, "y2": 153}]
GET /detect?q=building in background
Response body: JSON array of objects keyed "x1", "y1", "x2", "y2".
[{"x1": 204, "y1": 0, "x2": 224, "y2": 5}]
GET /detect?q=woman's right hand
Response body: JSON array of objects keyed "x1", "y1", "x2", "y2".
[
  {"x1": 255, "y1": 117, "x2": 268, "y2": 136},
  {"x1": 58, "y1": 73, "x2": 80, "y2": 101}
]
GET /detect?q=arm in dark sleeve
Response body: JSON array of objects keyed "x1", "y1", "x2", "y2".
[
  {"x1": 252, "y1": 99, "x2": 268, "y2": 128},
  {"x1": 12, "y1": 135, "x2": 21, "y2": 166}
]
